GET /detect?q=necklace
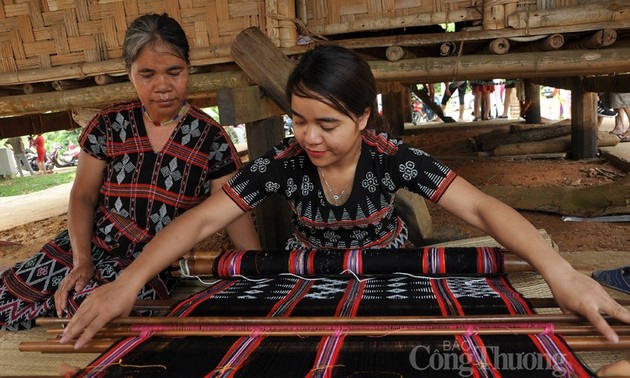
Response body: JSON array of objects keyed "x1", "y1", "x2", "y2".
[
  {"x1": 142, "y1": 100, "x2": 188, "y2": 126},
  {"x1": 318, "y1": 168, "x2": 351, "y2": 206}
]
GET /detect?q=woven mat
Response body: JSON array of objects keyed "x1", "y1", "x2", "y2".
[{"x1": 0, "y1": 327, "x2": 98, "y2": 376}]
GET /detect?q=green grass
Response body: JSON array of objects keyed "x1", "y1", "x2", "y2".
[{"x1": 0, "y1": 170, "x2": 76, "y2": 196}]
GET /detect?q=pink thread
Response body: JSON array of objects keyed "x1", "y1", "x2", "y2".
[
  {"x1": 464, "y1": 325, "x2": 476, "y2": 337},
  {"x1": 543, "y1": 323, "x2": 555, "y2": 335}
]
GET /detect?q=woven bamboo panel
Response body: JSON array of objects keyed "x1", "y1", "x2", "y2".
[
  {"x1": 304, "y1": 0, "x2": 583, "y2": 35},
  {"x1": 0, "y1": 0, "x2": 266, "y2": 75},
  {"x1": 306, "y1": 0, "x2": 470, "y2": 31}
]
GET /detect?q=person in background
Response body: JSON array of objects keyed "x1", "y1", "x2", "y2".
[
  {"x1": 609, "y1": 93, "x2": 630, "y2": 141},
  {"x1": 0, "y1": 13, "x2": 260, "y2": 332},
  {"x1": 596, "y1": 92, "x2": 617, "y2": 129},
  {"x1": 60, "y1": 45, "x2": 630, "y2": 350},
  {"x1": 4, "y1": 136, "x2": 34, "y2": 177},
  {"x1": 498, "y1": 79, "x2": 516, "y2": 119},
  {"x1": 471, "y1": 79, "x2": 494, "y2": 121},
  {"x1": 30, "y1": 133, "x2": 46, "y2": 173},
  {"x1": 440, "y1": 81, "x2": 467, "y2": 122}
]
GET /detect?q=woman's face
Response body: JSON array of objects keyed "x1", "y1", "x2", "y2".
[
  {"x1": 128, "y1": 41, "x2": 189, "y2": 122},
  {"x1": 291, "y1": 94, "x2": 368, "y2": 168}
]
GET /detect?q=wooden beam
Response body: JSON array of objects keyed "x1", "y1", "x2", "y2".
[
  {"x1": 216, "y1": 85, "x2": 284, "y2": 125},
  {"x1": 2, "y1": 47, "x2": 630, "y2": 119},
  {"x1": 367, "y1": 47, "x2": 630, "y2": 83},
  {"x1": 0, "y1": 111, "x2": 77, "y2": 139},
  {"x1": 0, "y1": 71, "x2": 252, "y2": 117},
  {"x1": 230, "y1": 27, "x2": 294, "y2": 113}
]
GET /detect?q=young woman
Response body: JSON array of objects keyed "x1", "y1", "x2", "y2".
[
  {"x1": 0, "y1": 13, "x2": 260, "y2": 332},
  {"x1": 60, "y1": 45, "x2": 629, "y2": 349}
]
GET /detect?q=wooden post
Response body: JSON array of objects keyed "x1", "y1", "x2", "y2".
[
  {"x1": 216, "y1": 85, "x2": 284, "y2": 125},
  {"x1": 245, "y1": 116, "x2": 294, "y2": 249},
  {"x1": 381, "y1": 91, "x2": 404, "y2": 137},
  {"x1": 402, "y1": 87, "x2": 412, "y2": 124},
  {"x1": 570, "y1": 83, "x2": 598, "y2": 159},
  {"x1": 523, "y1": 80, "x2": 541, "y2": 124}
]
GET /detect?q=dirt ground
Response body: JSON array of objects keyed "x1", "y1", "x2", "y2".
[{"x1": 0, "y1": 121, "x2": 629, "y2": 268}]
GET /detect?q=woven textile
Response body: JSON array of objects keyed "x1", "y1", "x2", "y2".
[
  {"x1": 212, "y1": 247, "x2": 505, "y2": 278},
  {"x1": 74, "y1": 274, "x2": 593, "y2": 377}
]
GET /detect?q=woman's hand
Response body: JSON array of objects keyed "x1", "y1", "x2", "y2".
[
  {"x1": 546, "y1": 266, "x2": 630, "y2": 343},
  {"x1": 54, "y1": 262, "x2": 95, "y2": 317},
  {"x1": 59, "y1": 278, "x2": 137, "y2": 349}
]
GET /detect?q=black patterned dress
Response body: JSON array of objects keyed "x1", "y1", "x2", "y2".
[
  {"x1": 224, "y1": 130, "x2": 456, "y2": 250},
  {"x1": 0, "y1": 100, "x2": 241, "y2": 330}
]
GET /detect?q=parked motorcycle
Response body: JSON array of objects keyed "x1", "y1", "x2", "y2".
[
  {"x1": 48, "y1": 143, "x2": 79, "y2": 168},
  {"x1": 25, "y1": 147, "x2": 54, "y2": 172}
]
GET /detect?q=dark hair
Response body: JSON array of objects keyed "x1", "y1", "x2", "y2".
[
  {"x1": 286, "y1": 45, "x2": 388, "y2": 132},
  {"x1": 122, "y1": 13, "x2": 190, "y2": 70}
]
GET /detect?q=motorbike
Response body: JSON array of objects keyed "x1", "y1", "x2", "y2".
[
  {"x1": 48, "y1": 143, "x2": 80, "y2": 168},
  {"x1": 25, "y1": 147, "x2": 54, "y2": 172}
]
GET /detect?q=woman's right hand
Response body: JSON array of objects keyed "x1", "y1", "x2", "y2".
[{"x1": 54, "y1": 262, "x2": 95, "y2": 317}]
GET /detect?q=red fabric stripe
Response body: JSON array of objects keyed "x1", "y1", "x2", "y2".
[
  {"x1": 430, "y1": 170, "x2": 458, "y2": 203},
  {"x1": 222, "y1": 184, "x2": 253, "y2": 212},
  {"x1": 528, "y1": 334, "x2": 592, "y2": 377},
  {"x1": 439, "y1": 247, "x2": 446, "y2": 274},
  {"x1": 307, "y1": 250, "x2": 317, "y2": 275},
  {"x1": 489, "y1": 276, "x2": 534, "y2": 315}
]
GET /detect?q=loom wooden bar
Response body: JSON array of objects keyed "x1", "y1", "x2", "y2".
[
  {"x1": 130, "y1": 297, "x2": 629, "y2": 312},
  {"x1": 565, "y1": 337, "x2": 630, "y2": 351},
  {"x1": 19, "y1": 339, "x2": 118, "y2": 353},
  {"x1": 37, "y1": 313, "x2": 598, "y2": 327},
  {"x1": 22, "y1": 334, "x2": 630, "y2": 354},
  {"x1": 46, "y1": 325, "x2": 630, "y2": 338}
]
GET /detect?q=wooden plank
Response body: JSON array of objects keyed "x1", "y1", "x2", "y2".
[
  {"x1": 571, "y1": 84, "x2": 598, "y2": 159},
  {"x1": 230, "y1": 27, "x2": 294, "y2": 113},
  {"x1": 216, "y1": 85, "x2": 284, "y2": 125}
]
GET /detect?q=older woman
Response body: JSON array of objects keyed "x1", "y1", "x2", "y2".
[{"x1": 0, "y1": 13, "x2": 260, "y2": 331}]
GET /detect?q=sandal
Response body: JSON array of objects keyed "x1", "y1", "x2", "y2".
[
  {"x1": 592, "y1": 266, "x2": 630, "y2": 295},
  {"x1": 610, "y1": 131, "x2": 630, "y2": 142}
]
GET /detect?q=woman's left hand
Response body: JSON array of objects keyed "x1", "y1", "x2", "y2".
[
  {"x1": 547, "y1": 267, "x2": 630, "y2": 343},
  {"x1": 59, "y1": 278, "x2": 137, "y2": 349}
]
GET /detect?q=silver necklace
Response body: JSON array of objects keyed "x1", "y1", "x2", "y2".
[{"x1": 318, "y1": 168, "x2": 351, "y2": 206}]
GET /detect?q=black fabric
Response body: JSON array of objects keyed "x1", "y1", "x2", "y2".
[
  {"x1": 73, "y1": 274, "x2": 594, "y2": 377},
  {"x1": 212, "y1": 247, "x2": 505, "y2": 278}
]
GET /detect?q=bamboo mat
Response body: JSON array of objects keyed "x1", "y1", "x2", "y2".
[{"x1": 0, "y1": 327, "x2": 98, "y2": 376}]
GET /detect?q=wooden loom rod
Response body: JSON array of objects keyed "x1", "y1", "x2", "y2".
[
  {"x1": 36, "y1": 313, "x2": 615, "y2": 326},
  {"x1": 44, "y1": 325, "x2": 630, "y2": 338},
  {"x1": 19, "y1": 336, "x2": 630, "y2": 354},
  {"x1": 130, "y1": 297, "x2": 630, "y2": 311}
]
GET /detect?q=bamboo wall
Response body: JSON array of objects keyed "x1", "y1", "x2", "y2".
[
  {"x1": 0, "y1": 0, "x2": 271, "y2": 75},
  {"x1": 300, "y1": 0, "x2": 583, "y2": 34},
  {"x1": 0, "y1": 0, "x2": 621, "y2": 81}
]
